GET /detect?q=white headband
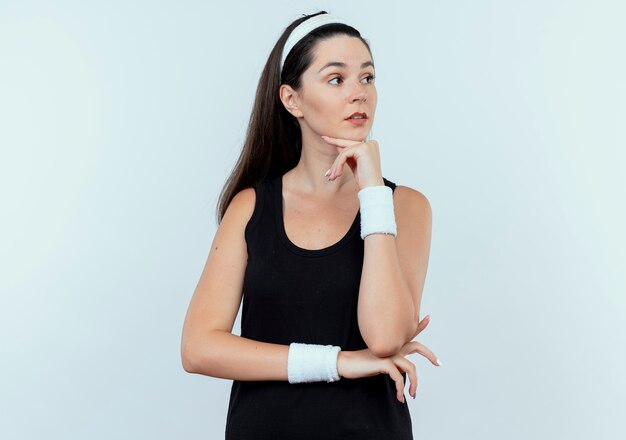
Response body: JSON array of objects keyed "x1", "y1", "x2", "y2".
[{"x1": 280, "y1": 13, "x2": 347, "y2": 73}]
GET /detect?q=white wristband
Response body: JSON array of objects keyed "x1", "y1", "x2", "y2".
[
  {"x1": 287, "y1": 343, "x2": 341, "y2": 384},
  {"x1": 357, "y1": 185, "x2": 397, "y2": 239}
]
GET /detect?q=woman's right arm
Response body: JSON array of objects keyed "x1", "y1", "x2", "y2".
[
  {"x1": 180, "y1": 187, "x2": 434, "y2": 401},
  {"x1": 180, "y1": 187, "x2": 291, "y2": 380}
]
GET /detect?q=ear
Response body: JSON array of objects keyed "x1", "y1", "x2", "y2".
[{"x1": 279, "y1": 84, "x2": 304, "y2": 118}]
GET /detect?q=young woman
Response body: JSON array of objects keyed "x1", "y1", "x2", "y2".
[{"x1": 181, "y1": 11, "x2": 440, "y2": 439}]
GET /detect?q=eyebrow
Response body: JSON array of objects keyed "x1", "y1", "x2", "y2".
[{"x1": 317, "y1": 61, "x2": 375, "y2": 74}]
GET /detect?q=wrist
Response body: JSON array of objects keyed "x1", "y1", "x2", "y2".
[
  {"x1": 287, "y1": 343, "x2": 341, "y2": 383},
  {"x1": 357, "y1": 185, "x2": 397, "y2": 239},
  {"x1": 336, "y1": 350, "x2": 351, "y2": 378},
  {"x1": 336, "y1": 351, "x2": 345, "y2": 378},
  {"x1": 359, "y1": 178, "x2": 385, "y2": 190}
]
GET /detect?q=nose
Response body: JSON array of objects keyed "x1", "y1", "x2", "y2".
[{"x1": 348, "y1": 82, "x2": 367, "y2": 103}]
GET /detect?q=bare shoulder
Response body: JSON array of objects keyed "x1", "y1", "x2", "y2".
[
  {"x1": 221, "y1": 187, "x2": 256, "y2": 230},
  {"x1": 393, "y1": 185, "x2": 432, "y2": 220}
]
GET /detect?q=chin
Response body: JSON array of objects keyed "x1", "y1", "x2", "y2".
[
  {"x1": 318, "y1": 125, "x2": 370, "y2": 142},
  {"x1": 347, "y1": 129, "x2": 371, "y2": 142}
]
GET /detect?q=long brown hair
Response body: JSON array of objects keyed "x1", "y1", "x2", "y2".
[{"x1": 215, "y1": 11, "x2": 372, "y2": 224}]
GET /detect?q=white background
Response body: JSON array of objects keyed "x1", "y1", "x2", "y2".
[{"x1": 1, "y1": 0, "x2": 625, "y2": 438}]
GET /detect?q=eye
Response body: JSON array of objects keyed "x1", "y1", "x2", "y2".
[
  {"x1": 329, "y1": 76, "x2": 343, "y2": 85},
  {"x1": 362, "y1": 74, "x2": 376, "y2": 84}
]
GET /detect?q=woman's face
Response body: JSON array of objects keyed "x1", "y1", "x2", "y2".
[{"x1": 290, "y1": 35, "x2": 377, "y2": 141}]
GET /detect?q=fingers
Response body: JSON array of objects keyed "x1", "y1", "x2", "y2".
[
  {"x1": 327, "y1": 150, "x2": 353, "y2": 180},
  {"x1": 401, "y1": 340, "x2": 441, "y2": 367},
  {"x1": 322, "y1": 136, "x2": 381, "y2": 182},
  {"x1": 383, "y1": 360, "x2": 406, "y2": 403},
  {"x1": 414, "y1": 314, "x2": 430, "y2": 337},
  {"x1": 321, "y1": 135, "x2": 362, "y2": 147},
  {"x1": 409, "y1": 314, "x2": 430, "y2": 340},
  {"x1": 330, "y1": 159, "x2": 344, "y2": 180},
  {"x1": 393, "y1": 356, "x2": 418, "y2": 399},
  {"x1": 321, "y1": 136, "x2": 363, "y2": 181}
]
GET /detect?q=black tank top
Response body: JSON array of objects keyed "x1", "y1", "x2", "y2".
[{"x1": 225, "y1": 174, "x2": 413, "y2": 440}]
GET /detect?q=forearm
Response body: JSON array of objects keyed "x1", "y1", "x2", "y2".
[
  {"x1": 358, "y1": 234, "x2": 418, "y2": 357},
  {"x1": 182, "y1": 330, "x2": 289, "y2": 380}
]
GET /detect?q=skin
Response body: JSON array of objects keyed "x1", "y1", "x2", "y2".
[
  {"x1": 279, "y1": 35, "x2": 440, "y2": 402},
  {"x1": 180, "y1": 34, "x2": 439, "y2": 407}
]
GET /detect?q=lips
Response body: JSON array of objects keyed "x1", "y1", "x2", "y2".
[{"x1": 345, "y1": 112, "x2": 368, "y2": 120}]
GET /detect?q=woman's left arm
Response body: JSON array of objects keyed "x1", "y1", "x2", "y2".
[
  {"x1": 322, "y1": 136, "x2": 433, "y2": 359},
  {"x1": 357, "y1": 186, "x2": 432, "y2": 358}
]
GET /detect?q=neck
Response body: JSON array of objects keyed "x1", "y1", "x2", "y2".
[{"x1": 285, "y1": 130, "x2": 357, "y2": 199}]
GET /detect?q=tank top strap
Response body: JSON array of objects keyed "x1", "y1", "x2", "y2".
[
  {"x1": 382, "y1": 176, "x2": 397, "y2": 192},
  {"x1": 244, "y1": 175, "x2": 398, "y2": 247},
  {"x1": 243, "y1": 181, "x2": 263, "y2": 238}
]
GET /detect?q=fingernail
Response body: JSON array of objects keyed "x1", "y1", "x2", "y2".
[
  {"x1": 436, "y1": 358, "x2": 442, "y2": 366},
  {"x1": 324, "y1": 169, "x2": 330, "y2": 177}
]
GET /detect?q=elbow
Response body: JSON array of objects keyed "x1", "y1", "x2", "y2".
[
  {"x1": 361, "y1": 319, "x2": 419, "y2": 358},
  {"x1": 367, "y1": 339, "x2": 404, "y2": 358},
  {"x1": 361, "y1": 326, "x2": 408, "y2": 358},
  {"x1": 181, "y1": 353, "x2": 196, "y2": 373},
  {"x1": 181, "y1": 340, "x2": 199, "y2": 373},
  {"x1": 181, "y1": 330, "x2": 221, "y2": 375}
]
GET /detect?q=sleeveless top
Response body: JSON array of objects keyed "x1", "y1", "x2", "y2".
[{"x1": 225, "y1": 174, "x2": 413, "y2": 440}]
